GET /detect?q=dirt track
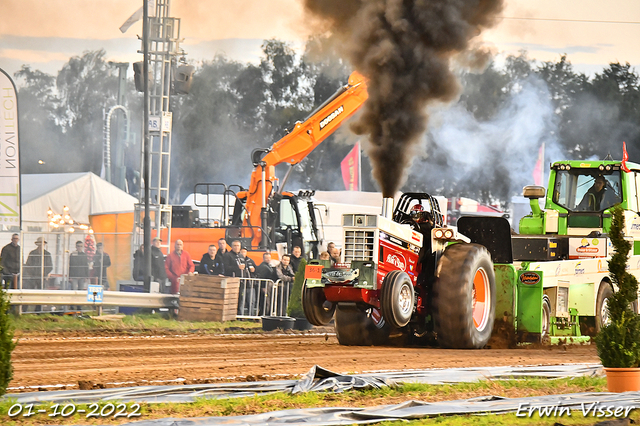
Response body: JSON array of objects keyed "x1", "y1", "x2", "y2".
[{"x1": 8, "y1": 332, "x2": 600, "y2": 392}]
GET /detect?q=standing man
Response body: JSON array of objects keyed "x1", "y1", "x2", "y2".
[
  {"x1": 255, "y1": 252, "x2": 278, "y2": 281},
  {"x1": 199, "y1": 244, "x2": 225, "y2": 275},
  {"x1": 93, "y1": 242, "x2": 111, "y2": 290},
  {"x1": 1, "y1": 233, "x2": 20, "y2": 289},
  {"x1": 164, "y1": 239, "x2": 194, "y2": 294},
  {"x1": 132, "y1": 244, "x2": 145, "y2": 281},
  {"x1": 223, "y1": 240, "x2": 245, "y2": 278},
  {"x1": 215, "y1": 238, "x2": 227, "y2": 266},
  {"x1": 151, "y1": 238, "x2": 168, "y2": 292},
  {"x1": 239, "y1": 247, "x2": 256, "y2": 277},
  {"x1": 255, "y1": 252, "x2": 278, "y2": 315},
  {"x1": 276, "y1": 254, "x2": 296, "y2": 316},
  {"x1": 69, "y1": 240, "x2": 89, "y2": 290},
  {"x1": 290, "y1": 246, "x2": 303, "y2": 273}
]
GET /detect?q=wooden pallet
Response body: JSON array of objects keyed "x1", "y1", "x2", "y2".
[{"x1": 178, "y1": 275, "x2": 240, "y2": 322}]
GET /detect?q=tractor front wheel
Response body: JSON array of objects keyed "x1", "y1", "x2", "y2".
[
  {"x1": 596, "y1": 280, "x2": 613, "y2": 332},
  {"x1": 334, "y1": 305, "x2": 391, "y2": 346},
  {"x1": 381, "y1": 270, "x2": 415, "y2": 329},
  {"x1": 302, "y1": 284, "x2": 335, "y2": 326},
  {"x1": 432, "y1": 243, "x2": 496, "y2": 349}
]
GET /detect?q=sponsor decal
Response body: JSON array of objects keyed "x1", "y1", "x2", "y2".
[
  {"x1": 555, "y1": 264, "x2": 562, "y2": 276},
  {"x1": 385, "y1": 252, "x2": 407, "y2": 271},
  {"x1": 579, "y1": 163, "x2": 591, "y2": 167},
  {"x1": 575, "y1": 261, "x2": 585, "y2": 275},
  {"x1": 520, "y1": 272, "x2": 541, "y2": 285},
  {"x1": 631, "y1": 223, "x2": 640, "y2": 231},
  {"x1": 598, "y1": 259, "x2": 608, "y2": 273},
  {"x1": 319, "y1": 105, "x2": 344, "y2": 130},
  {"x1": 323, "y1": 268, "x2": 359, "y2": 283}
]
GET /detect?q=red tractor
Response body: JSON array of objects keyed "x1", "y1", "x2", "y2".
[{"x1": 302, "y1": 193, "x2": 496, "y2": 349}]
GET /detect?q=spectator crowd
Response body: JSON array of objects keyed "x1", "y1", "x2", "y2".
[{"x1": 1, "y1": 233, "x2": 342, "y2": 316}]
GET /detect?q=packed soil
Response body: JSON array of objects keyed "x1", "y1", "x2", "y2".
[{"x1": 8, "y1": 330, "x2": 599, "y2": 393}]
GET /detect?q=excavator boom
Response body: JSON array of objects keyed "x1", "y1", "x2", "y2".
[{"x1": 237, "y1": 71, "x2": 369, "y2": 248}]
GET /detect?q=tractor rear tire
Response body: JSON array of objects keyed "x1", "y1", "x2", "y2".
[
  {"x1": 381, "y1": 270, "x2": 415, "y2": 329},
  {"x1": 432, "y1": 243, "x2": 496, "y2": 349},
  {"x1": 596, "y1": 280, "x2": 613, "y2": 332},
  {"x1": 302, "y1": 284, "x2": 335, "y2": 326},
  {"x1": 334, "y1": 305, "x2": 391, "y2": 346}
]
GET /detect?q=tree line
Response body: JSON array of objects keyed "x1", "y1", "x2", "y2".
[{"x1": 14, "y1": 40, "x2": 640, "y2": 207}]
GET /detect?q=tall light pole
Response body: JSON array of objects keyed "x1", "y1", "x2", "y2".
[{"x1": 142, "y1": 0, "x2": 151, "y2": 292}]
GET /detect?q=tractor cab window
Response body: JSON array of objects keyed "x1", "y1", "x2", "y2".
[{"x1": 552, "y1": 169, "x2": 622, "y2": 212}]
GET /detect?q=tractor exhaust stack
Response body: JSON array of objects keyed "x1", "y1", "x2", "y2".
[{"x1": 381, "y1": 197, "x2": 394, "y2": 219}]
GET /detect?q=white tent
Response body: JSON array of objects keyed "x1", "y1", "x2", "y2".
[{"x1": 21, "y1": 172, "x2": 137, "y2": 229}]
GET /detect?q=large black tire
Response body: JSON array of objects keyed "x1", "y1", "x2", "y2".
[
  {"x1": 432, "y1": 243, "x2": 496, "y2": 349},
  {"x1": 302, "y1": 283, "x2": 335, "y2": 326},
  {"x1": 381, "y1": 270, "x2": 415, "y2": 329},
  {"x1": 334, "y1": 305, "x2": 391, "y2": 346},
  {"x1": 596, "y1": 280, "x2": 613, "y2": 332}
]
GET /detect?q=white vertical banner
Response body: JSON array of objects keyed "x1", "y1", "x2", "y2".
[{"x1": 0, "y1": 68, "x2": 21, "y2": 230}]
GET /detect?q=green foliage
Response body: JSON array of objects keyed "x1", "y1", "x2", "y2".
[
  {"x1": 287, "y1": 258, "x2": 307, "y2": 318},
  {"x1": 0, "y1": 286, "x2": 16, "y2": 396},
  {"x1": 595, "y1": 207, "x2": 640, "y2": 367}
]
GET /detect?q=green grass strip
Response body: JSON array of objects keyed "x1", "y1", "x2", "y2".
[{"x1": 0, "y1": 376, "x2": 609, "y2": 425}]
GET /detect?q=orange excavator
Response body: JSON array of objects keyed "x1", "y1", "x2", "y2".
[{"x1": 160, "y1": 71, "x2": 368, "y2": 262}]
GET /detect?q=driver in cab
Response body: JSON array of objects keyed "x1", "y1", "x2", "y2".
[{"x1": 578, "y1": 175, "x2": 607, "y2": 211}]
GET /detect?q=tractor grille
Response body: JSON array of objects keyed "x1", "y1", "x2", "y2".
[{"x1": 344, "y1": 230, "x2": 375, "y2": 261}]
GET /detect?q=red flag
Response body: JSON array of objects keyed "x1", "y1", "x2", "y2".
[
  {"x1": 533, "y1": 143, "x2": 545, "y2": 186},
  {"x1": 622, "y1": 141, "x2": 630, "y2": 173},
  {"x1": 340, "y1": 141, "x2": 360, "y2": 191}
]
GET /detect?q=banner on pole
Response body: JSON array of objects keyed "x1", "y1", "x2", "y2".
[
  {"x1": 0, "y1": 68, "x2": 21, "y2": 230},
  {"x1": 533, "y1": 143, "x2": 545, "y2": 187},
  {"x1": 340, "y1": 141, "x2": 360, "y2": 191}
]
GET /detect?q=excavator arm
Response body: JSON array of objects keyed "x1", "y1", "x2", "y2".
[{"x1": 236, "y1": 71, "x2": 368, "y2": 248}]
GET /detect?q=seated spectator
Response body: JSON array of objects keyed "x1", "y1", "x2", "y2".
[{"x1": 199, "y1": 245, "x2": 225, "y2": 275}]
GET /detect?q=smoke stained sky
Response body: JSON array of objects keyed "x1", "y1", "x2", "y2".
[{"x1": 1, "y1": 0, "x2": 640, "y2": 77}]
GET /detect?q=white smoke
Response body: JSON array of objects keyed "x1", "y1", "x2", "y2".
[{"x1": 412, "y1": 74, "x2": 564, "y2": 204}]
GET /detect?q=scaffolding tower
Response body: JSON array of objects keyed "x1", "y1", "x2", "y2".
[{"x1": 134, "y1": 0, "x2": 182, "y2": 254}]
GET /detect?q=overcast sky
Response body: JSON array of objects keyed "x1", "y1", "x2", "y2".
[{"x1": 1, "y1": 0, "x2": 640, "y2": 78}]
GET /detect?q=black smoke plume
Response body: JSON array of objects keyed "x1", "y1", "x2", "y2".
[{"x1": 303, "y1": 0, "x2": 504, "y2": 196}]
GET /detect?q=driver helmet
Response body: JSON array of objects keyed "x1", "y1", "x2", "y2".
[{"x1": 410, "y1": 204, "x2": 427, "y2": 222}]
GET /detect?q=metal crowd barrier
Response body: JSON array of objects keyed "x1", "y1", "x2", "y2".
[
  {"x1": 236, "y1": 278, "x2": 291, "y2": 319},
  {"x1": 6, "y1": 289, "x2": 179, "y2": 315}
]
